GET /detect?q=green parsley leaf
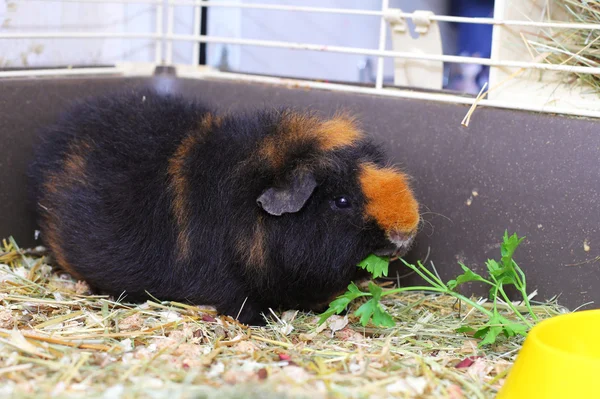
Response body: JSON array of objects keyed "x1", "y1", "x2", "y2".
[
  {"x1": 358, "y1": 254, "x2": 390, "y2": 279},
  {"x1": 501, "y1": 231, "x2": 525, "y2": 268},
  {"x1": 351, "y1": 282, "x2": 395, "y2": 327},
  {"x1": 456, "y1": 326, "x2": 477, "y2": 334},
  {"x1": 447, "y1": 263, "x2": 488, "y2": 290},
  {"x1": 318, "y1": 282, "x2": 365, "y2": 325},
  {"x1": 354, "y1": 299, "x2": 377, "y2": 326},
  {"x1": 372, "y1": 305, "x2": 395, "y2": 327},
  {"x1": 476, "y1": 325, "x2": 503, "y2": 346}
]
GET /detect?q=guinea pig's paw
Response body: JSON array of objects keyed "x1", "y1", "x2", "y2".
[
  {"x1": 219, "y1": 300, "x2": 267, "y2": 327},
  {"x1": 240, "y1": 313, "x2": 269, "y2": 327},
  {"x1": 233, "y1": 311, "x2": 268, "y2": 327}
]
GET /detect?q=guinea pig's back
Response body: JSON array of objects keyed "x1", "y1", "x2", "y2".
[
  {"x1": 30, "y1": 89, "x2": 207, "y2": 197},
  {"x1": 29, "y1": 89, "x2": 212, "y2": 297}
]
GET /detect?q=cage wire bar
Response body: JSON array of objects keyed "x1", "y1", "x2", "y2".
[
  {"x1": 4, "y1": 31, "x2": 600, "y2": 75},
  {"x1": 375, "y1": 0, "x2": 389, "y2": 90},
  {"x1": 14, "y1": 0, "x2": 600, "y2": 30},
  {"x1": 192, "y1": 0, "x2": 202, "y2": 64},
  {"x1": 165, "y1": 0, "x2": 173, "y2": 65},
  {"x1": 3, "y1": 0, "x2": 600, "y2": 118},
  {"x1": 155, "y1": 1, "x2": 164, "y2": 63}
]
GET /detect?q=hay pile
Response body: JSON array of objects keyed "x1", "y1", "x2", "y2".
[
  {"x1": 0, "y1": 237, "x2": 567, "y2": 398},
  {"x1": 532, "y1": 0, "x2": 600, "y2": 91}
]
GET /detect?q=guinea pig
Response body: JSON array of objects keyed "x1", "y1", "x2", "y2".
[{"x1": 28, "y1": 88, "x2": 420, "y2": 325}]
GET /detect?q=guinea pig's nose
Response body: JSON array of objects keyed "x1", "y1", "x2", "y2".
[
  {"x1": 373, "y1": 230, "x2": 416, "y2": 258},
  {"x1": 388, "y1": 229, "x2": 416, "y2": 248},
  {"x1": 387, "y1": 229, "x2": 417, "y2": 257}
]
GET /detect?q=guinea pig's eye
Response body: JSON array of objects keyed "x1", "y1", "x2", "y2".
[{"x1": 333, "y1": 196, "x2": 351, "y2": 209}]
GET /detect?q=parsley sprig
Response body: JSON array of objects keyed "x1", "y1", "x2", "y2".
[{"x1": 319, "y1": 231, "x2": 538, "y2": 346}]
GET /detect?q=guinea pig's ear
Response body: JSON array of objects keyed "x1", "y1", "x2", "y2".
[{"x1": 256, "y1": 171, "x2": 317, "y2": 216}]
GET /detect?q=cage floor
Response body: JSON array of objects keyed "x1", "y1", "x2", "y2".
[{"x1": 0, "y1": 239, "x2": 565, "y2": 399}]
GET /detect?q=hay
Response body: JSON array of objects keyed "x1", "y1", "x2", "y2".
[
  {"x1": 531, "y1": 0, "x2": 600, "y2": 92},
  {"x1": 0, "y1": 237, "x2": 567, "y2": 398}
]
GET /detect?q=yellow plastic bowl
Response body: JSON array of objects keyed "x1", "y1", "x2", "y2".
[{"x1": 497, "y1": 309, "x2": 600, "y2": 399}]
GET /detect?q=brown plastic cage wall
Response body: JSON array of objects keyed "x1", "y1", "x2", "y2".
[{"x1": 1, "y1": 72, "x2": 598, "y2": 310}]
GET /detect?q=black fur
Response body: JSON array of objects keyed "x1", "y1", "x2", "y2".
[{"x1": 29, "y1": 88, "x2": 397, "y2": 325}]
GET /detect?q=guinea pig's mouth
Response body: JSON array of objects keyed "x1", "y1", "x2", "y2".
[
  {"x1": 373, "y1": 246, "x2": 409, "y2": 260},
  {"x1": 390, "y1": 247, "x2": 407, "y2": 261},
  {"x1": 373, "y1": 231, "x2": 416, "y2": 260}
]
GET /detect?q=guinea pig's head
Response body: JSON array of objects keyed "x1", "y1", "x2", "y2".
[{"x1": 241, "y1": 110, "x2": 420, "y2": 308}]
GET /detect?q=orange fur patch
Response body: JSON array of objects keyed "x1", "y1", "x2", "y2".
[
  {"x1": 316, "y1": 115, "x2": 362, "y2": 151},
  {"x1": 359, "y1": 163, "x2": 420, "y2": 234},
  {"x1": 259, "y1": 112, "x2": 362, "y2": 168},
  {"x1": 258, "y1": 112, "x2": 316, "y2": 168}
]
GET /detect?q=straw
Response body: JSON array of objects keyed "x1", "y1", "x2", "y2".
[
  {"x1": 0, "y1": 237, "x2": 567, "y2": 398},
  {"x1": 532, "y1": 0, "x2": 600, "y2": 93}
]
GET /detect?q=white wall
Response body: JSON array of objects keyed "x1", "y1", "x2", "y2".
[{"x1": 0, "y1": 0, "x2": 157, "y2": 67}]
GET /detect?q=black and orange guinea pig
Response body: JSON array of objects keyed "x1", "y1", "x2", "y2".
[{"x1": 28, "y1": 88, "x2": 420, "y2": 325}]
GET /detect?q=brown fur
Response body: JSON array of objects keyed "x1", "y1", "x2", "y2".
[
  {"x1": 359, "y1": 163, "x2": 420, "y2": 234},
  {"x1": 168, "y1": 114, "x2": 216, "y2": 260},
  {"x1": 168, "y1": 133, "x2": 199, "y2": 261},
  {"x1": 42, "y1": 175, "x2": 59, "y2": 195},
  {"x1": 259, "y1": 112, "x2": 362, "y2": 168},
  {"x1": 40, "y1": 140, "x2": 91, "y2": 279},
  {"x1": 41, "y1": 213, "x2": 81, "y2": 279},
  {"x1": 236, "y1": 216, "x2": 267, "y2": 269},
  {"x1": 198, "y1": 113, "x2": 223, "y2": 131},
  {"x1": 63, "y1": 142, "x2": 90, "y2": 183}
]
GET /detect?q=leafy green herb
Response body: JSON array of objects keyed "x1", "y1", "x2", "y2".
[
  {"x1": 354, "y1": 283, "x2": 395, "y2": 327},
  {"x1": 317, "y1": 282, "x2": 366, "y2": 325},
  {"x1": 319, "y1": 231, "x2": 537, "y2": 346},
  {"x1": 447, "y1": 264, "x2": 489, "y2": 290},
  {"x1": 357, "y1": 254, "x2": 390, "y2": 278}
]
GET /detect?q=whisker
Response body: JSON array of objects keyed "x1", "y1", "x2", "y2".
[
  {"x1": 419, "y1": 211, "x2": 453, "y2": 224},
  {"x1": 422, "y1": 246, "x2": 431, "y2": 265},
  {"x1": 417, "y1": 218, "x2": 435, "y2": 237}
]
